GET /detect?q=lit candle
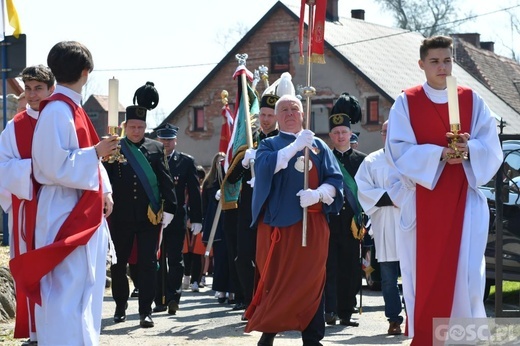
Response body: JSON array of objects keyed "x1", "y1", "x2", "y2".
[
  {"x1": 446, "y1": 76, "x2": 460, "y2": 125},
  {"x1": 108, "y1": 77, "x2": 119, "y2": 127}
]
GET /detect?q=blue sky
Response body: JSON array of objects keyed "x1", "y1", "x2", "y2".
[{"x1": 8, "y1": 0, "x2": 520, "y2": 128}]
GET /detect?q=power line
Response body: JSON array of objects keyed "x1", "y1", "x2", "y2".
[
  {"x1": 333, "y1": 4, "x2": 520, "y2": 49},
  {"x1": 94, "y1": 3, "x2": 520, "y2": 73},
  {"x1": 96, "y1": 62, "x2": 217, "y2": 72}
]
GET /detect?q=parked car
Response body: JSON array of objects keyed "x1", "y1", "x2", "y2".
[{"x1": 478, "y1": 140, "x2": 520, "y2": 300}]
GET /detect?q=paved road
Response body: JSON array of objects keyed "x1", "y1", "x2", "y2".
[
  {"x1": 97, "y1": 277, "x2": 412, "y2": 346},
  {"x1": 2, "y1": 277, "x2": 499, "y2": 345}
]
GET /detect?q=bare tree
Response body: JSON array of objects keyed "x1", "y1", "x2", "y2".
[
  {"x1": 215, "y1": 22, "x2": 249, "y2": 52},
  {"x1": 505, "y1": 10, "x2": 520, "y2": 62},
  {"x1": 374, "y1": 0, "x2": 471, "y2": 37},
  {"x1": 81, "y1": 76, "x2": 102, "y2": 106}
]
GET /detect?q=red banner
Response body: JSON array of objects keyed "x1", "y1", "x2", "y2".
[
  {"x1": 219, "y1": 103, "x2": 233, "y2": 154},
  {"x1": 299, "y1": 0, "x2": 327, "y2": 64}
]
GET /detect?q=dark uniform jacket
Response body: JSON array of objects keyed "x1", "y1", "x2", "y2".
[
  {"x1": 104, "y1": 137, "x2": 177, "y2": 223},
  {"x1": 201, "y1": 164, "x2": 225, "y2": 243},
  {"x1": 331, "y1": 148, "x2": 367, "y2": 229},
  {"x1": 167, "y1": 150, "x2": 202, "y2": 230}
]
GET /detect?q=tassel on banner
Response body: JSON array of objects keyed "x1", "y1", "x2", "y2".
[
  {"x1": 299, "y1": 0, "x2": 327, "y2": 65},
  {"x1": 147, "y1": 204, "x2": 163, "y2": 225}
]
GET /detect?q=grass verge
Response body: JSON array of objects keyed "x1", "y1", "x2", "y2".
[{"x1": 489, "y1": 281, "x2": 520, "y2": 306}]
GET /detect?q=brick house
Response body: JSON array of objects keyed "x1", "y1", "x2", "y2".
[
  {"x1": 154, "y1": 0, "x2": 520, "y2": 167},
  {"x1": 83, "y1": 94, "x2": 126, "y2": 137}
]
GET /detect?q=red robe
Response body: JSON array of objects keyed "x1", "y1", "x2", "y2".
[
  {"x1": 10, "y1": 111, "x2": 39, "y2": 338},
  {"x1": 245, "y1": 160, "x2": 329, "y2": 332},
  {"x1": 406, "y1": 85, "x2": 472, "y2": 345}
]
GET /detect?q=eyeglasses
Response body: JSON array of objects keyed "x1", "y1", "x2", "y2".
[{"x1": 380, "y1": 130, "x2": 387, "y2": 135}]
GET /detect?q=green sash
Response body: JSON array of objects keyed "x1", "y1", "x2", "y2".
[
  {"x1": 120, "y1": 138, "x2": 163, "y2": 224},
  {"x1": 335, "y1": 157, "x2": 364, "y2": 239}
]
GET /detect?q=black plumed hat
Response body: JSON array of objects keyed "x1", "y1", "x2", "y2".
[
  {"x1": 331, "y1": 93, "x2": 361, "y2": 123},
  {"x1": 133, "y1": 81, "x2": 159, "y2": 110}
]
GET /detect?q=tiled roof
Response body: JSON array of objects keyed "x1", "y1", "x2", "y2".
[
  {"x1": 454, "y1": 37, "x2": 520, "y2": 115},
  {"x1": 316, "y1": 9, "x2": 520, "y2": 133},
  {"x1": 91, "y1": 94, "x2": 126, "y2": 112},
  {"x1": 162, "y1": 1, "x2": 520, "y2": 134}
]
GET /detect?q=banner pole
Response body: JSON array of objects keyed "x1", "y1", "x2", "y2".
[{"x1": 301, "y1": 0, "x2": 317, "y2": 247}]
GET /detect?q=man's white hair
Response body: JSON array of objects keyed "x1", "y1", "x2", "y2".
[{"x1": 274, "y1": 94, "x2": 303, "y2": 114}]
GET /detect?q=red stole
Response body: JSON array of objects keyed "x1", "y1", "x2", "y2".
[
  {"x1": 11, "y1": 111, "x2": 39, "y2": 338},
  {"x1": 406, "y1": 85, "x2": 472, "y2": 345},
  {"x1": 9, "y1": 93, "x2": 103, "y2": 307}
]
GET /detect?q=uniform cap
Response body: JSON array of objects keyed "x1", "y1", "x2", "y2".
[
  {"x1": 260, "y1": 94, "x2": 279, "y2": 109},
  {"x1": 125, "y1": 105, "x2": 147, "y2": 122},
  {"x1": 157, "y1": 124, "x2": 179, "y2": 139}
]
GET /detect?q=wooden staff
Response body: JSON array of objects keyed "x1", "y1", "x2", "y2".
[
  {"x1": 205, "y1": 168, "x2": 223, "y2": 257},
  {"x1": 206, "y1": 55, "x2": 255, "y2": 255},
  {"x1": 301, "y1": 0, "x2": 317, "y2": 247}
]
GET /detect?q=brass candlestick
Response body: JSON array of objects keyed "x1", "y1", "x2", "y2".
[
  {"x1": 103, "y1": 126, "x2": 126, "y2": 163},
  {"x1": 445, "y1": 123, "x2": 468, "y2": 160}
]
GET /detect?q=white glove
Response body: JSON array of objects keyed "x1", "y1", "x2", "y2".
[
  {"x1": 241, "y1": 148, "x2": 257, "y2": 169},
  {"x1": 191, "y1": 223, "x2": 202, "y2": 235},
  {"x1": 215, "y1": 189, "x2": 221, "y2": 201},
  {"x1": 296, "y1": 188, "x2": 321, "y2": 208},
  {"x1": 293, "y1": 129, "x2": 315, "y2": 151},
  {"x1": 162, "y1": 212, "x2": 174, "y2": 227},
  {"x1": 246, "y1": 177, "x2": 255, "y2": 188},
  {"x1": 278, "y1": 130, "x2": 315, "y2": 165}
]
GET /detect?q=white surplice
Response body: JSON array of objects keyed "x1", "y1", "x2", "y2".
[
  {"x1": 0, "y1": 106, "x2": 39, "y2": 341},
  {"x1": 385, "y1": 82, "x2": 503, "y2": 338},
  {"x1": 0, "y1": 107, "x2": 38, "y2": 254},
  {"x1": 32, "y1": 85, "x2": 112, "y2": 346},
  {"x1": 355, "y1": 148, "x2": 401, "y2": 262}
]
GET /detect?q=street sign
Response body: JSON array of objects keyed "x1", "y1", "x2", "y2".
[{"x1": 1, "y1": 34, "x2": 27, "y2": 79}]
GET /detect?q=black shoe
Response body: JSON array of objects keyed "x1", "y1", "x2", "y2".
[
  {"x1": 130, "y1": 288, "x2": 139, "y2": 298},
  {"x1": 139, "y1": 313, "x2": 154, "y2": 328},
  {"x1": 232, "y1": 302, "x2": 247, "y2": 311},
  {"x1": 241, "y1": 311, "x2": 248, "y2": 321},
  {"x1": 152, "y1": 304, "x2": 167, "y2": 313},
  {"x1": 113, "y1": 302, "x2": 128, "y2": 323},
  {"x1": 257, "y1": 332, "x2": 276, "y2": 346},
  {"x1": 168, "y1": 300, "x2": 179, "y2": 315},
  {"x1": 113, "y1": 309, "x2": 126, "y2": 323},
  {"x1": 339, "y1": 318, "x2": 359, "y2": 327},
  {"x1": 325, "y1": 312, "x2": 337, "y2": 325},
  {"x1": 21, "y1": 340, "x2": 37, "y2": 346}
]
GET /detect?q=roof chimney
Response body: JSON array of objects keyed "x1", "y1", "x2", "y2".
[
  {"x1": 351, "y1": 9, "x2": 365, "y2": 20},
  {"x1": 480, "y1": 41, "x2": 495, "y2": 53},
  {"x1": 452, "y1": 33, "x2": 480, "y2": 48},
  {"x1": 326, "y1": 0, "x2": 339, "y2": 22}
]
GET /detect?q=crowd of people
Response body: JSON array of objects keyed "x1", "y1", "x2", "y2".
[{"x1": 0, "y1": 34, "x2": 503, "y2": 346}]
